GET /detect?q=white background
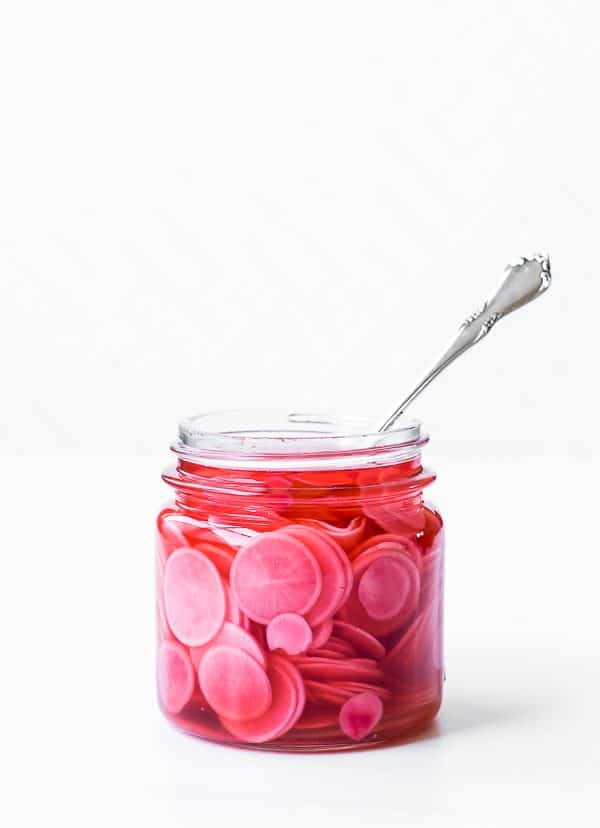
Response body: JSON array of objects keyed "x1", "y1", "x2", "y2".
[{"x1": 1, "y1": 2, "x2": 598, "y2": 826}]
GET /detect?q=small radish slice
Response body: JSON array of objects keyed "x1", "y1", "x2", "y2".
[
  {"x1": 275, "y1": 656, "x2": 306, "y2": 730},
  {"x1": 199, "y1": 645, "x2": 272, "y2": 722},
  {"x1": 164, "y1": 548, "x2": 226, "y2": 646},
  {"x1": 157, "y1": 641, "x2": 195, "y2": 714},
  {"x1": 310, "y1": 618, "x2": 334, "y2": 650},
  {"x1": 339, "y1": 692, "x2": 383, "y2": 740},
  {"x1": 219, "y1": 655, "x2": 298, "y2": 744},
  {"x1": 331, "y1": 621, "x2": 386, "y2": 660},
  {"x1": 267, "y1": 613, "x2": 313, "y2": 655},
  {"x1": 189, "y1": 621, "x2": 266, "y2": 670},
  {"x1": 230, "y1": 531, "x2": 322, "y2": 624},
  {"x1": 323, "y1": 637, "x2": 359, "y2": 657},
  {"x1": 358, "y1": 556, "x2": 419, "y2": 621},
  {"x1": 281, "y1": 525, "x2": 347, "y2": 626},
  {"x1": 297, "y1": 516, "x2": 367, "y2": 552}
]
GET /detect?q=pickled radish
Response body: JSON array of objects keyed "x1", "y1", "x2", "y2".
[
  {"x1": 297, "y1": 516, "x2": 366, "y2": 552},
  {"x1": 349, "y1": 534, "x2": 421, "y2": 568},
  {"x1": 331, "y1": 621, "x2": 385, "y2": 660},
  {"x1": 164, "y1": 548, "x2": 226, "y2": 646},
  {"x1": 294, "y1": 658, "x2": 384, "y2": 683},
  {"x1": 196, "y1": 542, "x2": 235, "y2": 577},
  {"x1": 157, "y1": 641, "x2": 195, "y2": 714},
  {"x1": 230, "y1": 531, "x2": 322, "y2": 624},
  {"x1": 282, "y1": 525, "x2": 347, "y2": 625},
  {"x1": 199, "y1": 645, "x2": 272, "y2": 721},
  {"x1": 189, "y1": 622, "x2": 266, "y2": 670},
  {"x1": 220, "y1": 656, "x2": 299, "y2": 743},
  {"x1": 310, "y1": 618, "x2": 334, "y2": 650},
  {"x1": 276, "y1": 657, "x2": 306, "y2": 730},
  {"x1": 358, "y1": 556, "x2": 419, "y2": 620},
  {"x1": 339, "y1": 692, "x2": 383, "y2": 740},
  {"x1": 267, "y1": 613, "x2": 313, "y2": 655}
]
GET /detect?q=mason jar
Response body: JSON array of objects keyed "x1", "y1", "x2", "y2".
[{"x1": 156, "y1": 411, "x2": 444, "y2": 751}]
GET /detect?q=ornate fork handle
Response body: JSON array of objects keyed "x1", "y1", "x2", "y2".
[{"x1": 377, "y1": 253, "x2": 552, "y2": 433}]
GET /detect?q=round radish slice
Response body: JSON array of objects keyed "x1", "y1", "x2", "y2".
[
  {"x1": 219, "y1": 655, "x2": 299, "y2": 744},
  {"x1": 230, "y1": 531, "x2": 322, "y2": 624},
  {"x1": 339, "y1": 692, "x2": 383, "y2": 740},
  {"x1": 189, "y1": 621, "x2": 266, "y2": 670},
  {"x1": 331, "y1": 621, "x2": 386, "y2": 660},
  {"x1": 310, "y1": 618, "x2": 334, "y2": 650},
  {"x1": 349, "y1": 534, "x2": 421, "y2": 567},
  {"x1": 294, "y1": 658, "x2": 384, "y2": 683},
  {"x1": 267, "y1": 613, "x2": 313, "y2": 655},
  {"x1": 335, "y1": 681, "x2": 392, "y2": 701},
  {"x1": 275, "y1": 656, "x2": 306, "y2": 730},
  {"x1": 297, "y1": 516, "x2": 367, "y2": 552},
  {"x1": 304, "y1": 680, "x2": 352, "y2": 705},
  {"x1": 358, "y1": 555, "x2": 419, "y2": 621},
  {"x1": 281, "y1": 525, "x2": 347, "y2": 626},
  {"x1": 157, "y1": 641, "x2": 195, "y2": 714},
  {"x1": 199, "y1": 645, "x2": 272, "y2": 722},
  {"x1": 164, "y1": 548, "x2": 226, "y2": 646}
]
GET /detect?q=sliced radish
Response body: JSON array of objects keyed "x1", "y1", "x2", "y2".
[
  {"x1": 199, "y1": 645, "x2": 272, "y2": 722},
  {"x1": 230, "y1": 531, "x2": 322, "y2": 624},
  {"x1": 294, "y1": 658, "x2": 384, "y2": 683},
  {"x1": 157, "y1": 641, "x2": 195, "y2": 714},
  {"x1": 349, "y1": 534, "x2": 421, "y2": 567},
  {"x1": 331, "y1": 621, "x2": 386, "y2": 660},
  {"x1": 195, "y1": 542, "x2": 235, "y2": 577},
  {"x1": 275, "y1": 656, "x2": 306, "y2": 730},
  {"x1": 358, "y1": 555, "x2": 419, "y2": 621},
  {"x1": 334, "y1": 681, "x2": 391, "y2": 701},
  {"x1": 266, "y1": 613, "x2": 313, "y2": 655},
  {"x1": 189, "y1": 621, "x2": 266, "y2": 670},
  {"x1": 164, "y1": 548, "x2": 226, "y2": 646},
  {"x1": 310, "y1": 618, "x2": 334, "y2": 650},
  {"x1": 219, "y1": 655, "x2": 299, "y2": 743},
  {"x1": 382, "y1": 601, "x2": 442, "y2": 688},
  {"x1": 281, "y1": 525, "x2": 348, "y2": 625},
  {"x1": 296, "y1": 516, "x2": 367, "y2": 552},
  {"x1": 339, "y1": 692, "x2": 383, "y2": 740},
  {"x1": 224, "y1": 582, "x2": 242, "y2": 625},
  {"x1": 304, "y1": 680, "x2": 353, "y2": 705}
]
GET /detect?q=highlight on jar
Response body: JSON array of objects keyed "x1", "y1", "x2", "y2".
[{"x1": 156, "y1": 412, "x2": 444, "y2": 751}]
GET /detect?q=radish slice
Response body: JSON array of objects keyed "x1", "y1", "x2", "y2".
[
  {"x1": 157, "y1": 641, "x2": 195, "y2": 714},
  {"x1": 267, "y1": 613, "x2": 313, "y2": 655},
  {"x1": 189, "y1": 621, "x2": 266, "y2": 670},
  {"x1": 275, "y1": 656, "x2": 306, "y2": 730},
  {"x1": 336, "y1": 549, "x2": 420, "y2": 636},
  {"x1": 304, "y1": 680, "x2": 353, "y2": 705},
  {"x1": 281, "y1": 525, "x2": 348, "y2": 625},
  {"x1": 358, "y1": 556, "x2": 419, "y2": 620},
  {"x1": 294, "y1": 658, "x2": 384, "y2": 683},
  {"x1": 230, "y1": 531, "x2": 322, "y2": 624},
  {"x1": 164, "y1": 548, "x2": 226, "y2": 646},
  {"x1": 219, "y1": 655, "x2": 299, "y2": 743},
  {"x1": 296, "y1": 516, "x2": 367, "y2": 552},
  {"x1": 331, "y1": 621, "x2": 386, "y2": 660},
  {"x1": 199, "y1": 645, "x2": 272, "y2": 722},
  {"x1": 195, "y1": 542, "x2": 235, "y2": 577},
  {"x1": 224, "y1": 582, "x2": 242, "y2": 625},
  {"x1": 335, "y1": 681, "x2": 392, "y2": 701},
  {"x1": 310, "y1": 618, "x2": 334, "y2": 650},
  {"x1": 339, "y1": 692, "x2": 383, "y2": 740},
  {"x1": 349, "y1": 534, "x2": 421, "y2": 567}
]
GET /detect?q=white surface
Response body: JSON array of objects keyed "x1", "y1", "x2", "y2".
[
  {"x1": 2, "y1": 455, "x2": 598, "y2": 827},
  {"x1": 2, "y1": 1, "x2": 599, "y2": 825}
]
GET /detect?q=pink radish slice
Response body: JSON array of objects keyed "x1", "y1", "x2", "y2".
[
  {"x1": 331, "y1": 621, "x2": 386, "y2": 660},
  {"x1": 281, "y1": 525, "x2": 348, "y2": 625},
  {"x1": 199, "y1": 645, "x2": 272, "y2": 722},
  {"x1": 307, "y1": 648, "x2": 347, "y2": 660},
  {"x1": 157, "y1": 593, "x2": 174, "y2": 642},
  {"x1": 339, "y1": 692, "x2": 383, "y2": 740},
  {"x1": 219, "y1": 656, "x2": 299, "y2": 743},
  {"x1": 294, "y1": 658, "x2": 384, "y2": 683},
  {"x1": 189, "y1": 621, "x2": 266, "y2": 670},
  {"x1": 157, "y1": 641, "x2": 195, "y2": 715},
  {"x1": 164, "y1": 548, "x2": 226, "y2": 646},
  {"x1": 358, "y1": 555, "x2": 420, "y2": 621},
  {"x1": 318, "y1": 533, "x2": 354, "y2": 610},
  {"x1": 275, "y1": 656, "x2": 306, "y2": 730},
  {"x1": 304, "y1": 680, "x2": 353, "y2": 705},
  {"x1": 229, "y1": 531, "x2": 322, "y2": 624},
  {"x1": 224, "y1": 583, "x2": 242, "y2": 625},
  {"x1": 266, "y1": 613, "x2": 313, "y2": 655},
  {"x1": 297, "y1": 516, "x2": 367, "y2": 552},
  {"x1": 335, "y1": 681, "x2": 392, "y2": 701},
  {"x1": 310, "y1": 618, "x2": 334, "y2": 650},
  {"x1": 323, "y1": 637, "x2": 359, "y2": 657},
  {"x1": 196, "y1": 542, "x2": 235, "y2": 577},
  {"x1": 350, "y1": 534, "x2": 421, "y2": 568}
]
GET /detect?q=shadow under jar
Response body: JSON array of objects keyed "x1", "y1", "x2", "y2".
[{"x1": 156, "y1": 411, "x2": 444, "y2": 752}]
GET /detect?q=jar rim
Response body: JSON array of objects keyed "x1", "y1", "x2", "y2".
[{"x1": 174, "y1": 410, "x2": 425, "y2": 471}]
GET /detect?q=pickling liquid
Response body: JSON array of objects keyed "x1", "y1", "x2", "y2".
[{"x1": 156, "y1": 459, "x2": 443, "y2": 751}]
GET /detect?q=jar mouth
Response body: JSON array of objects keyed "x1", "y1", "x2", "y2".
[{"x1": 174, "y1": 410, "x2": 424, "y2": 471}]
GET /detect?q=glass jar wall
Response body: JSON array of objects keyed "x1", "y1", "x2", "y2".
[{"x1": 156, "y1": 412, "x2": 444, "y2": 751}]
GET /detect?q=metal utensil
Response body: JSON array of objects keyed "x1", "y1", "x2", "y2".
[{"x1": 377, "y1": 253, "x2": 552, "y2": 432}]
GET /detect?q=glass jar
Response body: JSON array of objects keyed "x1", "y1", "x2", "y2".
[{"x1": 156, "y1": 411, "x2": 444, "y2": 751}]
